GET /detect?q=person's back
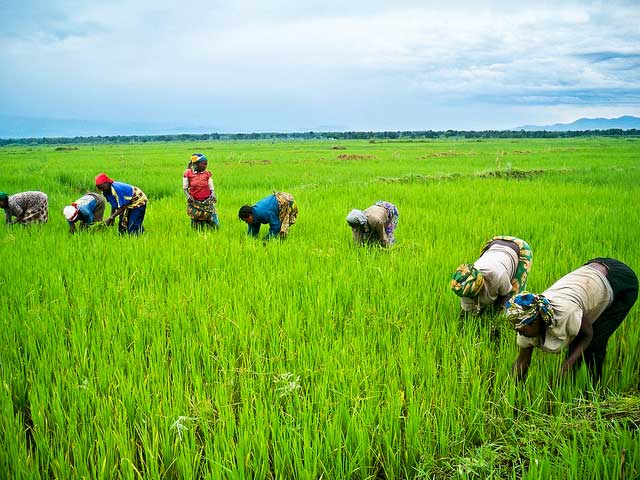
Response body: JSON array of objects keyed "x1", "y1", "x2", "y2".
[
  {"x1": 526, "y1": 265, "x2": 614, "y2": 353},
  {"x1": 461, "y1": 244, "x2": 517, "y2": 311},
  {"x1": 5, "y1": 191, "x2": 48, "y2": 224}
]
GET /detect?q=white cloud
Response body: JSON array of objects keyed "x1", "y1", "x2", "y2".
[{"x1": 1, "y1": 0, "x2": 639, "y2": 130}]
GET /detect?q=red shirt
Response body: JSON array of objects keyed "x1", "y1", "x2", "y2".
[{"x1": 183, "y1": 169, "x2": 212, "y2": 201}]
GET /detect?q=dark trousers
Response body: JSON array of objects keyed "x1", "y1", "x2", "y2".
[
  {"x1": 573, "y1": 258, "x2": 638, "y2": 381},
  {"x1": 118, "y1": 204, "x2": 146, "y2": 235}
]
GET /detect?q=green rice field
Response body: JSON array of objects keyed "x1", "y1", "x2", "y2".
[{"x1": 1, "y1": 137, "x2": 639, "y2": 478}]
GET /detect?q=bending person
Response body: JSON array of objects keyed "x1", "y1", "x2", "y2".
[
  {"x1": 0, "y1": 191, "x2": 48, "y2": 225},
  {"x1": 63, "y1": 192, "x2": 106, "y2": 233},
  {"x1": 95, "y1": 173, "x2": 147, "y2": 235},
  {"x1": 346, "y1": 201, "x2": 399, "y2": 247},
  {"x1": 451, "y1": 236, "x2": 532, "y2": 316},
  {"x1": 507, "y1": 258, "x2": 638, "y2": 383},
  {"x1": 238, "y1": 192, "x2": 297, "y2": 240},
  {"x1": 183, "y1": 153, "x2": 219, "y2": 229}
]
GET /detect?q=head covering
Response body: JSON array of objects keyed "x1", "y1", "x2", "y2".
[
  {"x1": 505, "y1": 292, "x2": 555, "y2": 330},
  {"x1": 63, "y1": 205, "x2": 79, "y2": 222},
  {"x1": 95, "y1": 173, "x2": 113, "y2": 185},
  {"x1": 346, "y1": 209, "x2": 367, "y2": 227},
  {"x1": 0, "y1": 192, "x2": 8, "y2": 202},
  {"x1": 191, "y1": 153, "x2": 207, "y2": 164},
  {"x1": 451, "y1": 264, "x2": 485, "y2": 298}
]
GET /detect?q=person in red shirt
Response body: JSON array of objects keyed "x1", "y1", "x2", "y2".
[{"x1": 183, "y1": 153, "x2": 219, "y2": 229}]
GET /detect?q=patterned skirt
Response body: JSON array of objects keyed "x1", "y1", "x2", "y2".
[
  {"x1": 187, "y1": 198, "x2": 219, "y2": 225},
  {"x1": 480, "y1": 235, "x2": 532, "y2": 295},
  {"x1": 274, "y1": 192, "x2": 298, "y2": 236}
]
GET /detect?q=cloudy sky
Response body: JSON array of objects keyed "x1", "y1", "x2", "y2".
[{"x1": 1, "y1": 0, "x2": 639, "y2": 133}]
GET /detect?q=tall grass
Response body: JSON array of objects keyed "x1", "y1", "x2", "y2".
[{"x1": 1, "y1": 137, "x2": 639, "y2": 478}]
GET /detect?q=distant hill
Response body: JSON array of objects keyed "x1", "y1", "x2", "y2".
[{"x1": 515, "y1": 115, "x2": 640, "y2": 131}]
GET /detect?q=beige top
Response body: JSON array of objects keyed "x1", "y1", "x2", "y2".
[
  {"x1": 352, "y1": 205, "x2": 389, "y2": 246},
  {"x1": 461, "y1": 244, "x2": 518, "y2": 312},
  {"x1": 517, "y1": 265, "x2": 614, "y2": 353}
]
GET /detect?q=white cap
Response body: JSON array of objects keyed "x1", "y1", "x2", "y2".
[{"x1": 63, "y1": 205, "x2": 79, "y2": 221}]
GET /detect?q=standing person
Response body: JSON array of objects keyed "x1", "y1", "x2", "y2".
[
  {"x1": 451, "y1": 236, "x2": 533, "y2": 316},
  {"x1": 238, "y1": 192, "x2": 298, "y2": 240},
  {"x1": 346, "y1": 201, "x2": 399, "y2": 247},
  {"x1": 183, "y1": 153, "x2": 219, "y2": 229},
  {"x1": 507, "y1": 258, "x2": 638, "y2": 383},
  {"x1": 95, "y1": 173, "x2": 147, "y2": 235},
  {"x1": 0, "y1": 191, "x2": 48, "y2": 225},
  {"x1": 63, "y1": 192, "x2": 106, "y2": 234}
]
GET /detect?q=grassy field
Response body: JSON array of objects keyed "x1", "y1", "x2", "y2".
[{"x1": 1, "y1": 137, "x2": 639, "y2": 478}]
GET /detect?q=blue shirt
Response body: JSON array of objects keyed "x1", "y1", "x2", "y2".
[
  {"x1": 247, "y1": 194, "x2": 280, "y2": 239},
  {"x1": 104, "y1": 182, "x2": 135, "y2": 210},
  {"x1": 70, "y1": 194, "x2": 98, "y2": 224}
]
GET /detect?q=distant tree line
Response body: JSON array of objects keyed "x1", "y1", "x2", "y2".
[{"x1": 1, "y1": 129, "x2": 638, "y2": 146}]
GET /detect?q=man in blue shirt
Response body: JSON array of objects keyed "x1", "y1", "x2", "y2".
[
  {"x1": 63, "y1": 192, "x2": 106, "y2": 234},
  {"x1": 238, "y1": 192, "x2": 298, "y2": 240}
]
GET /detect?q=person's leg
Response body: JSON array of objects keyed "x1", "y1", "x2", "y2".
[
  {"x1": 127, "y1": 205, "x2": 146, "y2": 235},
  {"x1": 581, "y1": 258, "x2": 638, "y2": 381}
]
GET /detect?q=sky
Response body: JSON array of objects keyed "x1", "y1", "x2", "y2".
[{"x1": 1, "y1": 0, "x2": 639, "y2": 133}]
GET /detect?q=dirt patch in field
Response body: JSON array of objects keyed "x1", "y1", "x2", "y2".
[
  {"x1": 238, "y1": 159, "x2": 273, "y2": 164},
  {"x1": 477, "y1": 168, "x2": 570, "y2": 179},
  {"x1": 331, "y1": 145, "x2": 347, "y2": 150},
  {"x1": 379, "y1": 173, "x2": 463, "y2": 183},
  {"x1": 337, "y1": 154, "x2": 376, "y2": 160},
  {"x1": 416, "y1": 151, "x2": 463, "y2": 159},
  {"x1": 379, "y1": 168, "x2": 571, "y2": 183}
]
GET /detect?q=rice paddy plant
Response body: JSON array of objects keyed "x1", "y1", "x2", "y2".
[{"x1": 1, "y1": 137, "x2": 639, "y2": 478}]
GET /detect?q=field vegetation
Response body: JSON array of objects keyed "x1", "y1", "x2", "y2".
[{"x1": 1, "y1": 137, "x2": 639, "y2": 478}]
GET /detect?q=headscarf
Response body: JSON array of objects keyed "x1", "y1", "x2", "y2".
[
  {"x1": 63, "y1": 205, "x2": 79, "y2": 221},
  {"x1": 95, "y1": 173, "x2": 113, "y2": 185},
  {"x1": 450, "y1": 263, "x2": 485, "y2": 298},
  {"x1": 505, "y1": 292, "x2": 555, "y2": 330},
  {"x1": 0, "y1": 192, "x2": 8, "y2": 202},
  {"x1": 346, "y1": 209, "x2": 367, "y2": 227},
  {"x1": 190, "y1": 153, "x2": 207, "y2": 169}
]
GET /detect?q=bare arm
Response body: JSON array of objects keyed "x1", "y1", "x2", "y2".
[
  {"x1": 560, "y1": 317, "x2": 593, "y2": 375},
  {"x1": 351, "y1": 226, "x2": 364, "y2": 245},
  {"x1": 182, "y1": 177, "x2": 192, "y2": 201},
  {"x1": 208, "y1": 178, "x2": 216, "y2": 202},
  {"x1": 105, "y1": 205, "x2": 127, "y2": 226},
  {"x1": 512, "y1": 346, "x2": 534, "y2": 382},
  {"x1": 370, "y1": 218, "x2": 388, "y2": 247}
]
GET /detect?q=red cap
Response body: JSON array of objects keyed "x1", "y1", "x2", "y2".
[{"x1": 95, "y1": 173, "x2": 113, "y2": 185}]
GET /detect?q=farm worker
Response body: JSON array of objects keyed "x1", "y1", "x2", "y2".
[
  {"x1": 451, "y1": 236, "x2": 533, "y2": 316},
  {"x1": 238, "y1": 192, "x2": 298, "y2": 239},
  {"x1": 346, "y1": 201, "x2": 399, "y2": 247},
  {"x1": 0, "y1": 191, "x2": 49, "y2": 225},
  {"x1": 63, "y1": 192, "x2": 106, "y2": 234},
  {"x1": 507, "y1": 258, "x2": 638, "y2": 382},
  {"x1": 95, "y1": 173, "x2": 147, "y2": 235},
  {"x1": 183, "y1": 153, "x2": 219, "y2": 229}
]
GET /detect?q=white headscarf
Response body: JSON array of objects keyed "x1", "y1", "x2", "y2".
[{"x1": 63, "y1": 205, "x2": 79, "y2": 221}]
